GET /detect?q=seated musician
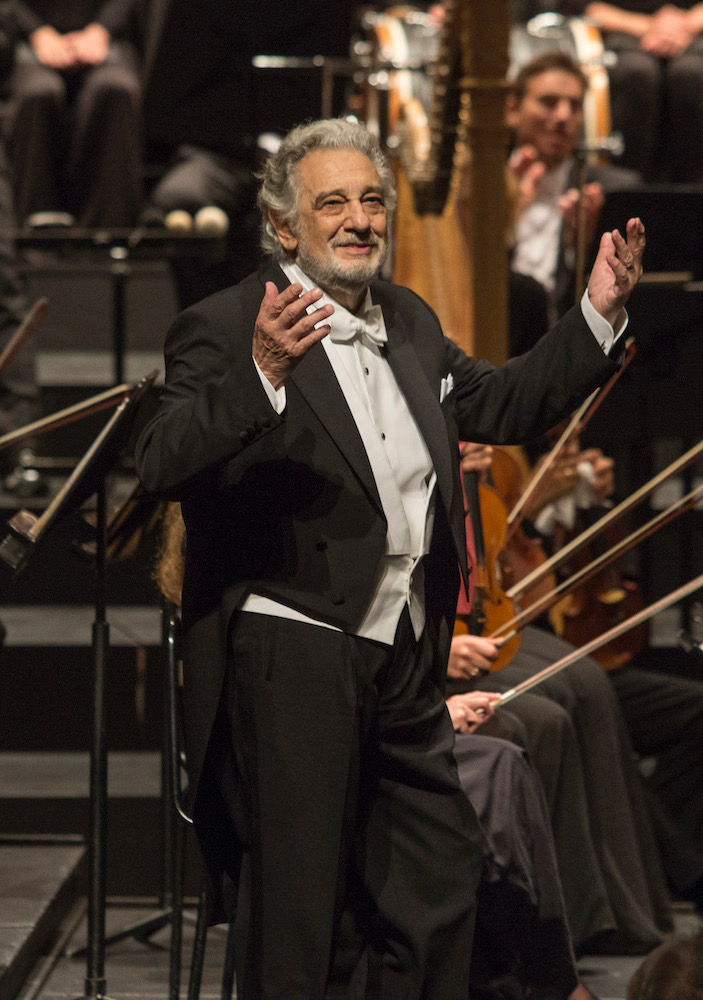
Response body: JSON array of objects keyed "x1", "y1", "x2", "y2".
[
  {"x1": 6, "y1": 0, "x2": 143, "y2": 228},
  {"x1": 571, "y1": 1, "x2": 703, "y2": 183},
  {"x1": 458, "y1": 440, "x2": 703, "y2": 929},
  {"x1": 448, "y1": 689, "x2": 600, "y2": 1000},
  {"x1": 453, "y1": 441, "x2": 673, "y2": 956},
  {"x1": 505, "y1": 50, "x2": 641, "y2": 335}
]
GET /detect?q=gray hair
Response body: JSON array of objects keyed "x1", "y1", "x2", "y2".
[{"x1": 257, "y1": 118, "x2": 397, "y2": 261}]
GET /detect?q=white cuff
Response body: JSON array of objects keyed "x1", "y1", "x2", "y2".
[
  {"x1": 580, "y1": 289, "x2": 628, "y2": 355},
  {"x1": 253, "y1": 357, "x2": 286, "y2": 414}
]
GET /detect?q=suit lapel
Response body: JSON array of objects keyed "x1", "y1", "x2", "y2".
[
  {"x1": 291, "y1": 344, "x2": 383, "y2": 511},
  {"x1": 258, "y1": 265, "x2": 383, "y2": 512}
]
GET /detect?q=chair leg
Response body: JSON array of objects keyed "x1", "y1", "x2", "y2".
[
  {"x1": 168, "y1": 818, "x2": 187, "y2": 1000},
  {"x1": 187, "y1": 888, "x2": 209, "y2": 1000},
  {"x1": 220, "y1": 918, "x2": 237, "y2": 1000}
]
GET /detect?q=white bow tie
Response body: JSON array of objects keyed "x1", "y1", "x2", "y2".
[{"x1": 330, "y1": 304, "x2": 387, "y2": 349}]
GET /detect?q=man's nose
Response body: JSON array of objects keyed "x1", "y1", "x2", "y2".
[
  {"x1": 553, "y1": 98, "x2": 573, "y2": 121},
  {"x1": 344, "y1": 201, "x2": 371, "y2": 229}
]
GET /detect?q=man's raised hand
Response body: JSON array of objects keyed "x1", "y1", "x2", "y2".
[
  {"x1": 253, "y1": 282, "x2": 334, "y2": 388},
  {"x1": 586, "y1": 217, "x2": 646, "y2": 329}
]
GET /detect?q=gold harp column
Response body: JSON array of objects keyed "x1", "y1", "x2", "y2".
[{"x1": 458, "y1": 0, "x2": 511, "y2": 366}]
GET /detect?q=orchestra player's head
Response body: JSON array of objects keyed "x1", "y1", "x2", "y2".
[
  {"x1": 258, "y1": 119, "x2": 396, "y2": 306},
  {"x1": 627, "y1": 929, "x2": 703, "y2": 1000},
  {"x1": 506, "y1": 51, "x2": 588, "y2": 169}
]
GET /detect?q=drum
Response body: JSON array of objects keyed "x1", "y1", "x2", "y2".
[
  {"x1": 351, "y1": 6, "x2": 440, "y2": 149},
  {"x1": 509, "y1": 13, "x2": 612, "y2": 146}
]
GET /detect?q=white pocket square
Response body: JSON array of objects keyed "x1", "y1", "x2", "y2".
[{"x1": 439, "y1": 374, "x2": 454, "y2": 403}]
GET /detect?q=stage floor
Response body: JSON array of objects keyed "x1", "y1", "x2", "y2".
[{"x1": 12, "y1": 900, "x2": 701, "y2": 1000}]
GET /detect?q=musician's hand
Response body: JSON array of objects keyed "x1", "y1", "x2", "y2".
[
  {"x1": 448, "y1": 633, "x2": 500, "y2": 679},
  {"x1": 30, "y1": 25, "x2": 78, "y2": 69},
  {"x1": 67, "y1": 23, "x2": 110, "y2": 66},
  {"x1": 559, "y1": 182, "x2": 604, "y2": 248},
  {"x1": 428, "y1": 3, "x2": 444, "y2": 27},
  {"x1": 508, "y1": 144, "x2": 546, "y2": 216},
  {"x1": 586, "y1": 217, "x2": 645, "y2": 328},
  {"x1": 446, "y1": 691, "x2": 500, "y2": 733},
  {"x1": 460, "y1": 442, "x2": 494, "y2": 481},
  {"x1": 530, "y1": 441, "x2": 582, "y2": 512},
  {"x1": 253, "y1": 282, "x2": 334, "y2": 389},
  {"x1": 642, "y1": 6, "x2": 694, "y2": 55},
  {"x1": 580, "y1": 448, "x2": 615, "y2": 502}
]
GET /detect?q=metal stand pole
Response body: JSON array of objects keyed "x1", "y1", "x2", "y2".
[
  {"x1": 110, "y1": 247, "x2": 129, "y2": 386},
  {"x1": 82, "y1": 480, "x2": 110, "y2": 998}
]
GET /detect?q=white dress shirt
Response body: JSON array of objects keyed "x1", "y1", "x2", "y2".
[{"x1": 512, "y1": 159, "x2": 572, "y2": 294}]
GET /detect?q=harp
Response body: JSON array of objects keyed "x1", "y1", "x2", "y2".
[{"x1": 356, "y1": 1, "x2": 511, "y2": 361}]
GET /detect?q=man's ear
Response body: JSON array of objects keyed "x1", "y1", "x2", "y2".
[{"x1": 268, "y1": 210, "x2": 298, "y2": 254}]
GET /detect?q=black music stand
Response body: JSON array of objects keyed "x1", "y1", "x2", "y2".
[
  {"x1": 16, "y1": 226, "x2": 226, "y2": 385},
  {"x1": 71, "y1": 483, "x2": 191, "y2": 1000},
  {"x1": 0, "y1": 372, "x2": 155, "y2": 1000}
]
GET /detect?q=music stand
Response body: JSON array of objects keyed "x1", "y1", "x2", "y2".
[
  {"x1": 0, "y1": 371, "x2": 155, "y2": 1000},
  {"x1": 71, "y1": 485, "x2": 189, "y2": 982},
  {"x1": 16, "y1": 226, "x2": 227, "y2": 385}
]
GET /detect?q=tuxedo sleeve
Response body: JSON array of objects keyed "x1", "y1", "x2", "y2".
[
  {"x1": 135, "y1": 295, "x2": 284, "y2": 496},
  {"x1": 447, "y1": 301, "x2": 620, "y2": 444}
]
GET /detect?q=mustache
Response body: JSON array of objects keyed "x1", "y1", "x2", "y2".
[{"x1": 331, "y1": 233, "x2": 382, "y2": 248}]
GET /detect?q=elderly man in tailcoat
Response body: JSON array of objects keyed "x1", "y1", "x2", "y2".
[{"x1": 136, "y1": 117, "x2": 644, "y2": 1000}]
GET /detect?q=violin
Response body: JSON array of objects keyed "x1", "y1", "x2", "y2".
[
  {"x1": 454, "y1": 447, "x2": 521, "y2": 673},
  {"x1": 492, "y1": 447, "x2": 562, "y2": 610}
]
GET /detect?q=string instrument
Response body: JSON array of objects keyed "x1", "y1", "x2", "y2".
[
  {"x1": 488, "y1": 445, "x2": 565, "y2": 632},
  {"x1": 495, "y1": 343, "x2": 644, "y2": 665},
  {"x1": 505, "y1": 339, "x2": 636, "y2": 540},
  {"x1": 359, "y1": 1, "x2": 512, "y2": 359},
  {"x1": 490, "y1": 439, "x2": 703, "y2": 647},
  {"x1": 454, "y1": 463, "x2": 521, "y2": 673},
  {"x1": 556, "y1": 498, "x2": 648, "y2": 670}
]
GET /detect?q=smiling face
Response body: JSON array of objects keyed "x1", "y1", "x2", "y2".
[
  {"x1": 269, "y1": 148, "x2": 390, "y2": 310},
  {"x1": 507, "y1": 69, "x2": 585, "y2": 169}
]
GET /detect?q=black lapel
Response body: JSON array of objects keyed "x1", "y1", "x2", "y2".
[
  {"x1": 290, "y1": 345, "x2": 383, "y2": 512},
  {"x1": 258, "y1": 264, "x2": 383, "y2": 512}
]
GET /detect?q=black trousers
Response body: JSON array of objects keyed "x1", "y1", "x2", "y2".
[
  {"x1": 609, "y1": 663, "x2": 703, "y2": 895},
  {"x1": 220, "y1": 609, "x2": 482, "y2": 1000},
  {"x1": 7, "y1": 41, "x2": 143, "y2": 227},
  {"x1": 603, "y1": 32, "x2": 703, "y2": 182}
]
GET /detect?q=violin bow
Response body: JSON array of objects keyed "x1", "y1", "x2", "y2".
[
  {"x1": 494, "y1": 572, "x2": 703, "y2": 706},
  {"x1": 0, "y1": 298, "x2": 48, "y2": 378},
  {"x1": 506, "y1": 337, "x2": 636, "y2": 534},
  {"x1": 504, "y1": 436, "x2": 703, "y2": 603},
  {"x1": 493, "y1": 478, "x2": 703, "y2": 642},
  {"x1": 0, "y1": 383, "x2": 132, "y2": 453}
]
